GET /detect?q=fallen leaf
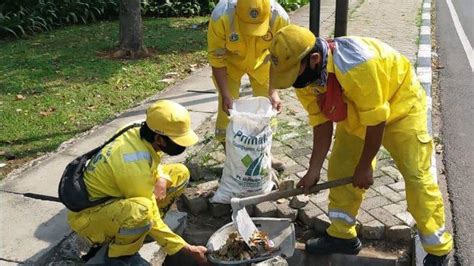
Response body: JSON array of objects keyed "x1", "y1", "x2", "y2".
[
  {"x1": 39, "y1": 107, "x2": 56, "y2": 116},
  {"x1": 86, "y1": 105, "x2": 96, "y2": 110},
  {"x1": 16, "y1": 95, "x2": 25, "y2": 100}
]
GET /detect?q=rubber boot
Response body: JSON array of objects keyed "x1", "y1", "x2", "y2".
[
  {"x1": 423, "y1": 254, "x2": 449, "y2": 266},
  {"x1": 306, "y1": 233, "x2": 362, "y2": 255}
]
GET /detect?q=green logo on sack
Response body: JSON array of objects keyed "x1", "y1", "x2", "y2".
[{"x1": 241, "y1": 154, "x2": 267, "y2": 176}]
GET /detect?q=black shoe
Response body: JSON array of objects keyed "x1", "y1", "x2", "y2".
[
  {"x1": 106, "y1": 252, "x2": 149, "y2": 266},
  {"x1": 144, "y1": 234, "x2": 154, "y2": 244},
  {"x1": 306, "y1": 234, "x2": 362, "y2": 255},
  {"x1": 423, "y1": 254, "x2": 448, "y2": 266},
  {"x1": 81, "y1": 245, "x2": 103, "y2": 263}
]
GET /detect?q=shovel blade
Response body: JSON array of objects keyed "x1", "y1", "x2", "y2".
[{"x1": 232, "y1": 206, "x2": 258, "y2": 246}]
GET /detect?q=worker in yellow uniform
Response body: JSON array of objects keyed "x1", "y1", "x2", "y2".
[
  {"x1": 68, "y1": 100, "x2": 208, "y2": 265},
  {"x1": 269, "y1": 25, "x2": 453, "y2": 266},
  {"x1": 207, "y1": 0, "x2": 290, "y2": 171}
]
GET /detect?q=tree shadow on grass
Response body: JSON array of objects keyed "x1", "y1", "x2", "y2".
[
  {"x1": 0, "y1": 17, "x2": 208, "y2": 96},
  {"x1": 0, "y1": 128, "x2": 87, "y2": 158}
]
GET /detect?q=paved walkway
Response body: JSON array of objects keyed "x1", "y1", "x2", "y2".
[{"x1": 0, "y1": 0, "x2": 425, "y2": 264}]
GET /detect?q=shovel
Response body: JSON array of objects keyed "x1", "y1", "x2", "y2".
[{"x1": 230, "y1": 176, "x2": 353, "y2": 247}]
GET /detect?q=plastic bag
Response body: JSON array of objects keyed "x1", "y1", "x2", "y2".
[{"x1": 212, "y1": 97, "x2": 276, "y2": 204}]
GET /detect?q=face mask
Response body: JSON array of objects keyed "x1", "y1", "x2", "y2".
[
  {"x1": 158, "y1": 136, "x2": 186, "y2": 156},
  {"x1": 293, "y1": 55, "x2": 322, "y2": 88}
]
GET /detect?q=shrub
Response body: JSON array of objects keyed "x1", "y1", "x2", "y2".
[
  {"x1": 142, "y1": 0, "x2": 218, "y2": 17},
  {"x1": 0, "y1": 0, "x2": 307, "y2": 39},
  {"x1": 278, "y1": 0, "x2": 310, "y2": 11},
  {"x1": 0, "y1": 0, "x2": 119, "y2": 38}
]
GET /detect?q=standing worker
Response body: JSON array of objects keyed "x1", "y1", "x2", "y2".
[
  {"x1": 269, "y1": 25, "x2": 453, "y2": 266},
  {"x1": 207, "y1": 0, "x2": 290, "y2": 170},
  {"x1": 68, "y1": 100, "x2": 208, "y2": 265}
]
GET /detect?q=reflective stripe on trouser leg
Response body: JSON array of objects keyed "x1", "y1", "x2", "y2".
[
  {"x1": 157, "y1": 163, "x2": 190, "y2": 216},
  {"x1": 108, "y1": 197, "x2": 153, "y2": 257},
  {"x1": 67, "y1": 197, "x2": 154, "y2": 258},
  {"x1": 326, "y1": 126, "x2": 372, "y2": 239},
  {"x1": 214, "y1": 76, "x2": 242, "y2": 142},
  {"x1": 382, "y1": 99, "x2": 453, "y2": 256}
]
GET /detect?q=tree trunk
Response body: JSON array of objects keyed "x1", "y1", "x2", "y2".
[{"x1": 116, "y1": 0, "x2": 149, "y2": 58}]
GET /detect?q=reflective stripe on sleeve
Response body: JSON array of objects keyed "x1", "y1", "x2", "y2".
[
  {"x1": 328, "y1": 209, "x2": 356, "y2": 225},
  {"x1": 118, "y1": 223, "x2": 152, "y2": 236},
  {"x1": 123, "y1": 151, "x2": 151, "y2": 163}
]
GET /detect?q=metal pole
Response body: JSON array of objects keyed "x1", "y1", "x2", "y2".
[
  {"x1": 334, "y1": 0, "x2": 349, "y2": 37},
  {"x1": 309, "y1": 0, "x2": 321, "y2": 36}
]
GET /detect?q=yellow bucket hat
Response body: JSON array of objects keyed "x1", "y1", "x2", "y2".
[
  {"x1": 146, "y1": 100, "x2": 198, "y2": 147},
  {"x1": 269, "y1": 25, "x2": 317, "y2": 89},
  {"x1": 236, "y1": 0, "x2": 271, "y2": 36}
]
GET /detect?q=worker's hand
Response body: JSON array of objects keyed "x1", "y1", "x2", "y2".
[
  {"x1": 222, "y1": 95, "x2": 233, "y2": 116},
  {"x1": 154, "y1": 177, "x2": 168, "y2": 201},
  {"x1": 183, "y1": 244, "x2": 208, "y2": 265},
  {"x1": 269, "y1": 89, "x2": 283, "y2": 113},
  {"x1": 297, "y1": 171, "x2": 320, "y2": 195},
  {"x1": 352, "y1": 163, "x2": 374, "y2": 189}
]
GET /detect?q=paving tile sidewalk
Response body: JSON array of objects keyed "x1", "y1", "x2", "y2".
[
  {"x1": 183, "y1": 0, "x2": 423, "y2": 243},
  {"x1": 0, "y1": 0, "x2": 424, "y2": 264}
]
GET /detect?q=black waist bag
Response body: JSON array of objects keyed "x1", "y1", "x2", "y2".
[{"x1": 58, "y1": 123, "x2": 142, "y2": 212}]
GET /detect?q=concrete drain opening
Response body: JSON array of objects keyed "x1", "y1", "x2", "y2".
[
  {"x1": 43, "y1": 207, "x2": 413, "y2": 266},
  {"x1": 163, "y1": 208, "x2": 412, "y2": 266}
]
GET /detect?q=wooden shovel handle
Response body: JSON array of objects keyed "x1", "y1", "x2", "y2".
[{"x1": 234, "y1": 176, "x2": 353, "y2": 208}]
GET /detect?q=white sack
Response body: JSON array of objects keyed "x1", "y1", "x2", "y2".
[{"x1": 211, "y1": 97, "x2": 276, "y2": 204}]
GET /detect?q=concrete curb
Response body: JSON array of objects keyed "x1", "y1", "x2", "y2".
[{"x1": 413, "y1": 0, "x2": 435, "y2": 264}]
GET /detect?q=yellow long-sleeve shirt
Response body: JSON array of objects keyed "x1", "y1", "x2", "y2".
[
  {"x1": 208, "y1": 0, "x2": 290, "y2": 84},
  {"x1": 83, "y1": 126, "x2": 186, "y2": 255},
  {"x1": 296, "y1": 37, "x2": 425, "y2": 139}
]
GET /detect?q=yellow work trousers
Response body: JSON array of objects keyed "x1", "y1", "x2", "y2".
[
  {"x1": 68, "y1": 163, "x2": 190, "y2": 257},
  {"x1": 326, "y1": 98, "x2": 453, "y2": 256},
  {"x1": 214, "y1": 74, "x2": 269, "y2": 141}
]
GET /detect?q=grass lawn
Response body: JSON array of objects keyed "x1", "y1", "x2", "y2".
[{"x1": 0, "y1": 17, "x2": 209, "y2": 179}]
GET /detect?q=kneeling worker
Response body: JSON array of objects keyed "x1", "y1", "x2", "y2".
[
  {"x1": 68, "y1": 100, "x2": 207, "y2": 264},
  {"x1": 269, "y1": 25, "x2": 453, "y2": 265}
]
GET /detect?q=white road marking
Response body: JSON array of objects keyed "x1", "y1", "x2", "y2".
[{"x1": 446, "y1": 0, "x2": 474, "y2": 72}]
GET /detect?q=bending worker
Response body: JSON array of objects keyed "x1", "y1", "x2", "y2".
[
  {"x1": 68, "y1": 100, "x2": 207, "y2": 264},
  {"x1": 207, "y1": 0, "x2": 289, "y2": 170},
  {"x1": 269, "y1": 25, "x2": 453, "y2": 266}
]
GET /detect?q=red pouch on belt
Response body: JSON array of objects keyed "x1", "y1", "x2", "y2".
[{"x1": 317, "y1": 41, "x2": 347, "y2": 122}]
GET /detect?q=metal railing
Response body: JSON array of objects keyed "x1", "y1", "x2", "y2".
[{"x1": 310, "y1": 0, "x2": 349, "y2": 37}]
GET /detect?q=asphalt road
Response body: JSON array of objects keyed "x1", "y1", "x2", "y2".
[{"x1": 436, "y1": 0, "x2": 474, "y2": 264}]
